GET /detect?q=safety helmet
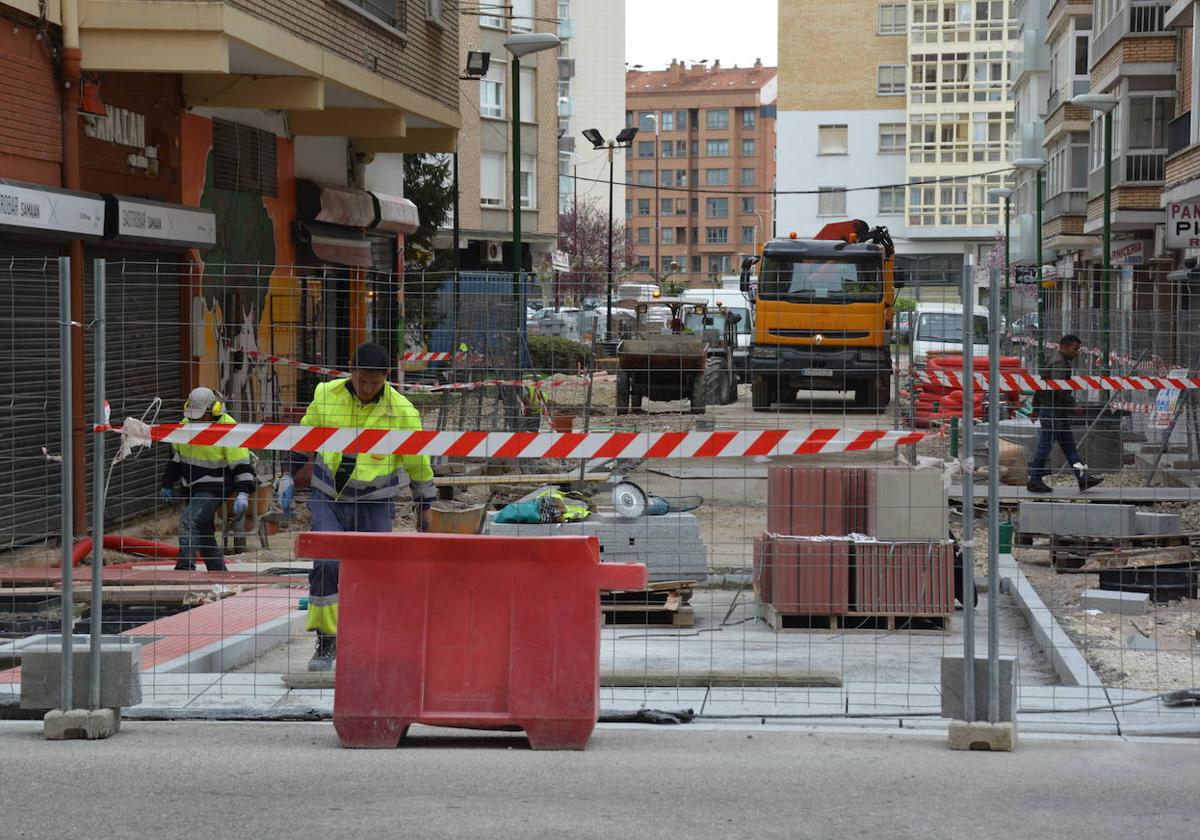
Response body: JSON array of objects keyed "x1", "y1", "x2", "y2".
[{"x1": 183, "y1": 386, "x2": 222, "y2": 420}]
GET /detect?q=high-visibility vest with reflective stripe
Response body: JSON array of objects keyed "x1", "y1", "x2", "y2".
[
  {"x1": 300, "y1": 379, "x2": 435, "y2": 502},
  {"x1": 171, "y1": 414, "x2": 255, "y2": 493},
  {"x1": 535, "y1": 488, "x2": 589, "y2": 521}
]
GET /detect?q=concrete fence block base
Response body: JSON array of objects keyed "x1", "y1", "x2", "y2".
[
  {"x1": 948, "y1": 720, "x2": 1018, "y2": 752},
  {"x1": 43, "y1": 708, "x2": 121, "y2": 740}
]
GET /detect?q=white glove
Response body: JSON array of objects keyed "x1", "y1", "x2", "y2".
[{"x1": 233, "y1": 492, "x2": 249, "y2": 516}]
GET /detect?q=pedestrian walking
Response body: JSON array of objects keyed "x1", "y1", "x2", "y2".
[
  {"x1": 160, "y1": 387, "x2": 255, "y2": 571},
  {"x1": 1026, "y1": 334, "x2": 1103, "y2": 494},
  {"x1": 277, "y1": 342, "x2": 435, "y2": 671}
]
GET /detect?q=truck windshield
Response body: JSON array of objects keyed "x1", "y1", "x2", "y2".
[
  {"x1": 916, "y1": 313, "x2": 989, "y2": 343},
  {"x1": 758, "y1": 257, "x2": 883, "y2": 303}
]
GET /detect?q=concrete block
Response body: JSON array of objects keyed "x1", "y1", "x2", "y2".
[
  {"x1": 948, "y1": 720, "x2": 1017, "y2": 752},
  {"x1": 1018, "y1": 501, "x2": 1136, "y2": 538},
  {"x1": 1080, "y1": 588, "x2": 1149, "y2": 616},
  {"x1": 940, "y1": 656, "x2": 1016, "y2": 722},
  {"x1": 43, "y1": 708, "x2": 121, "y2": 740},
  {"x1": 1126, "y1": 632, "x2": 1158, "y2": 651},
  {"x1": 1134, "y1": 511, "x2": 1182, "y2": 536},
  {"x1": 20, "y1": 644, "x2": 142, "y2": 710},
  {"x1": 867, "y1": 467, "x2": 948, "y2": 540}
]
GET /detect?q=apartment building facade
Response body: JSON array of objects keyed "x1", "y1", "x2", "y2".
[
  {"x1": 453, "y1": 0, "x2": 562, "y2": 270},
  {"x1": 624, "y1": 61, "x2": 777, "y2": 284},
  {"x1": 777, "y1": 1, "x2": 1017, "y2": 289}
]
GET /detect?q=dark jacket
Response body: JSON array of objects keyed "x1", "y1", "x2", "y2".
[{"x1": 1035, "y1": 350, "x2": 1076, "y2": 410}]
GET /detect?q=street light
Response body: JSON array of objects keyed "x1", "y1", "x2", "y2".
[
  {"x1": 645, "y1": 113, "x2": 661, "y2": 279},
  {"x1": 584, "y1": 125, "x2": 639, "y2": 338},
  {"x1": 1073, "y1": 92, "x2": 1118, "y2": 373},
  {"x1": 986, "y1": 186, "x2": 1012, "y2": 323},
  {"x1": 1012, "y1": 157, "x2": 1047, "y2": 359},
  {"x1": 504, "y1": 32, "x2": 561, "y2": 362}
]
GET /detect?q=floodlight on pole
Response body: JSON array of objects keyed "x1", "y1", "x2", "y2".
[
  {"x1": 463, "y1": 51, "x2": 490, "y2": 79},
  {"x1": 585, "y1": 125, "x2": 639, "y2": 338}
]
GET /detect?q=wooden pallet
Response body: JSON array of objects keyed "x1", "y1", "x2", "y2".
[
  {"x1": 1015, "y1": 531, "x2": 1195, "y2": 569},
  {"x1": 1066, "y1": 546, "x2": 1197, "y2": 574},
  {"x1": 600, "y1": 582, "x2": 696, "y2": 628},
  {"x1": 757, "y1": 603, "x2": 951, "y2": 634}
]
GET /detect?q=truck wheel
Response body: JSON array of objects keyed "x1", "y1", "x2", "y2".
[
  {"x1": 853, "y1": 377, "x2": 891, "y2": 412},
  {"x1": 690, "y1": 367, "x2": 711, "y2": 414},
  {"x1": 751, "y1": 375, "x2": 775, "y2": 412},
  {"x1": 616, "y1": 371, "x2": 631, "y2": 415}
]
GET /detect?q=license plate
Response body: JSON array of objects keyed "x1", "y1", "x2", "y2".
[{"x1": 801, "y1": 368, "x2": 834, "y2": 378}]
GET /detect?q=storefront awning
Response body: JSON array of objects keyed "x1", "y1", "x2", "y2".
[
  {"x1": 105, "y1": 196, "x2": 216, "y2": 248},
  {"x1": 295, "y1": 222, "x2": 373, "y2": 268},
  {"x1": 0, "y1": 179, "x2": 105, "y2": 240},
  {"x1": 297, "y1": 180, "x2": 376, "y2": 228},
  {"x1": 370, "y1": 192, "x2": 419, "y2": 235}
]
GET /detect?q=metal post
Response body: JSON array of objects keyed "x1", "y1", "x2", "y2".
[
  {"x1": 1035, "y1": 170, "x2": 1045, "y2": 360},
  {"x1": 90, "y1": 259, "x2": 106, "y2": 709},
  {"x1": 1101, "y1": 110, "x2": 1113, "y2": 374},
  {"x1": 58, "y1": 255, "x2": 74, "y2": 711},
  {"x1": 960, "y1": 265, "x2": 976, "y2": 723},
  {"x1": 606, "y1": 143, "x2": 614, "y2": 338},
  {"x1": 1002, "y1": 196, "x2": 1010, "y2": 327},
  {"x1": 653, "y1": 118, "x2": 660, "y2": 278},
  {"x1": 510, "y1": 55, "x2": 523, "y2": 374},
  {"x1": 986, "y1": 267, "x2": 1001, "y2": 724}
]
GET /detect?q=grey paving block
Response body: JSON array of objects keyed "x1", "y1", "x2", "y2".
[
  {"x1": 1080, "y1": 589, "x2": 1149, "y2": 616},
  {"x1": 1134, "y1": 511, "x2": 1182, "y2": 536},
  {"x1": 43, "y1": 708, "x2": 120, "y2": 740},
  {"x1": 1018, "y1": 501, "x2": 1136, "y2": 538},
  {"x1": 868, "y1": 468, "x2": 948, "y2": 540},
  {"x1": 20, "y1": 645, "x2": 142, "y2": 711}
]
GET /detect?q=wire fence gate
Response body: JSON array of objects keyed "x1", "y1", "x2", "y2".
[{"x1": 1, "y1": 256, "x2": 1198, "y2": 739}]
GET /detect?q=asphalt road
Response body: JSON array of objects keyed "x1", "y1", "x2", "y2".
[{"x1": 2, "y1": 722, "x2": 1196, "y2": 839}]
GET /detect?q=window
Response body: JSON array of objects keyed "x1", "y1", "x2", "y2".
[
  {"x1": 758, "y1": 258, "x2": 883, "y2": 302},
  {"x1": 817, "y1": 187, "x2": 846, "y2": 216},
  {"x1": 638, "y1": 112, "x2": 656, "y2": 131},
  {"x1": 519, "y1": 154, "x2": 536, "y2": 208},
  {"x1": 637, "y1": 170, "x2": 654, "y2": 187},
  {"x1": 741, "y1": 225, "x2": 756, "y2": 244},
  {"x1": 426, "y1": 0, "x2": 443, "y2": 22},
  {"x1": 878, "y1": 64, "x2": 905, "y2": 95},
  {"x1": 742, "y1": 139, "x2": 756, "y2": 156},
  {"x1": 690, "y1": 198, "x2": 700, "y2": 215},
  {"x1": 661, "y1": 140, "x2": 674, "y2": 158},
  {"x1": 741, "y1": 108, "x2": 756, "y2": 129},
  {"x1": 637, "y1": 256, "x2": 650, "y2": 271},
  {"x1": 690, "y1": 140, "x2": 699, "y2": 157},
  {"x1": 625, "y1": 199, "x2": 632, "y2": 218},
  {"x1": 637, "y1": 227, "x2": 650, "y2": 245},
  {"x1": 481, "y1": 6, "x2": 505, "y2": 28},
  {"x1": 625, "y1": 110, "x2": 634, "y2": 128},
  {"x1": 878, "y1": 186, "x2": 904, "y2": 215},
  {"x1": 481, "y1": 152, "x2": 505, "y2": 207},
  {"x1": 661, "y1": 198, "x2": 675, "y2": 215},
  {"x1": 741, "y1": 196, "x2": 755, "y2": 214},
  {"x1": 677, "y1": 111, "x2": 688, "y2": 131},
  {"x1": 706, "y1": 168, "x2": 730, "y2": 185},
  {"x1": 661, "y1": 111, "x2": 675, "y2": 131},
  {"x1": 676, "y1": 140, "x2": 688, "y2": 157},
  {"x1": 519, "y1": 67, "x2": 536, "y2": 122},
  {"x1": 1128, "y1": 95, "x2": 1174, "y2": 151},
  {"x1": 638, "y1": 141, "x2": 655, "y2": 158},
  {"x1": 706, "y1": 226, "x2": 729, "y2": 244},
  {"x1": 709, "y1": 254, "x2": 733, "y2": 274},
  {"x1": 878, "y1": 2, "x2": 906, "y2": 34},
  {"x1": 706, "y1": 197, "x2": 729, "y2": 218},
  {"x1": 340, "y1": 0, "x2": 402, "y2": 28},
  {"x1": 707, "y1": 139, "x2": 730, "y2": 157},
  {"x1": 691, "y1": 225, "x2": 699, "y2": 242},
  {"x1": 691, "y1": 255, "x2": 702, "y2": 273},
  {"x1": 818, "y1": 125, "x2": 848, "y2": 155},
  {"x1": 879, "y1": 122, "x2": 905, "y2": 153},
  {"x1": 740, "y1": 168, "x2": 755, "y2": 185},
  {"x1": 637, "y1": 198, "x2": 650, "y2": 215},
  {"x1": 661, "y1": 256, "x2": 676, "y2": 272},
  {"x1": 661, "y1": 228, "x2": 675, "y2": 245},
  {"x1": 706, "y1": 109, "x2": 729, "y2": 130},
  {"x1": 512, "y1": 0, "x2": 534, "y2": 31},
  {"x1": 481, "y1": 63, "x2": 505, "y2": 119}
]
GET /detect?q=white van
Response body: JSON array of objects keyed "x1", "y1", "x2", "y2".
[
  {"x1": 911, "y1": 303, "x2": 990, "y2": 368},
  {"x1": 680, "y1": 288, "x2": 755, "y2": 381}
]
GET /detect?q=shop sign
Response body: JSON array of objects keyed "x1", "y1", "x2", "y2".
[
  {"x1": 1167, "y1": 200, "x2": 1200, "y2": 249},
  {"x1": 0, "y1": 181, "x2": 104, "y2": 238},
  {"x1": 111, "y1": 197, "x2": 215, "y2": 248}
]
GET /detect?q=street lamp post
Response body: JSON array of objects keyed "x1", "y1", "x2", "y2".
[
  {"x1": 1073, "y1": 93, "x2": 1118, "y2": 373},
  {"x1": 504, "y1": 32, "x2": 561, "y2": 362},
  {"x1": 1013, "y1": 158, "x2": 1047, "y2": 359},
  {"x1": 986, "y1": 186, "x2": 1012, "y2": 341},
  {"x1": 584, "y1": 126, "x2": 639, "y2": 338}
]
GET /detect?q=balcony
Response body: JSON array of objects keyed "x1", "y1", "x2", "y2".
[
  {"x1": 558, "y1": 58, "x2": 575, "y2": 81},
  {"x1": 557, "y1": 98, "x2": 574, "y2": 117},
  {"x1": 1046, "y1": 79, "x2": 1090, "y2": 115},
  {"x1": 1167, "y1": 112, "x2": 1191, "y2": 157},
  {"x1": 1092, "y1": 1, "x2": 1171, "y2": 65},
  {"x1": 1088, "y1": 151, "x2": 1166, "y2": 194},
  {"x1": 1044, "y1": 190, "x2": 1089, "y2": 219}
]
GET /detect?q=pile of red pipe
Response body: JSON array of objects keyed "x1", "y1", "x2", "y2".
[
  {"x1": 68, "y1": 535, "x2": 179, "y2": 568},
  {"x1": 913, "y1": 355, "x2": 1025, "y2": 428}
]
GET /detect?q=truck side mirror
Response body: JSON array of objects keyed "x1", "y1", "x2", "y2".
[{"x1": 739, "y1": 255, "x2": 759, "y2": 296}]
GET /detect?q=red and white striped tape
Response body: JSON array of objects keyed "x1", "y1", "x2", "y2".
[
  {"x1": 246, "y1": 350, "x2": 606, "y2": 394},
  {"x1": 401, "y1": 351, "x2": 468, "y2": 362},
  {"x1": 1009, "y1": 335, "x2": 1168, "y2": 374},
  {"x1": 915, "y1": 370, "x2": 1200, "y2": 393},
  {"x1": 97, "y1": 421, "x2": 927, "y2": 459},
  {"x1": 1108, "y1": 401, "x2": 1155, "y2": 414}
]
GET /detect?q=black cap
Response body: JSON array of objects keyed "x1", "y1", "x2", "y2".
[{"x1": 351, "y1": 342, "x2": 391, "y2": 372}]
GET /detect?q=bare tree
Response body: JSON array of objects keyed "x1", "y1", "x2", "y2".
[{"x1": 556, "y1": 199, "x2": 635, "y2": 305}]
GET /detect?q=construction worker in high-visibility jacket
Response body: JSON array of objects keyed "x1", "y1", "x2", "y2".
[
  {"x1": 277, "y1": 342, "x2": 435, "y2": 672},
  {"x1": 159, "y1": 386, "x2": 255, "y2": 572}
]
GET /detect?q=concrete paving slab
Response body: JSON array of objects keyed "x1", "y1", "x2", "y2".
[{"x1": 951, "y1": 484, "x2": 1200, "y2": 503}]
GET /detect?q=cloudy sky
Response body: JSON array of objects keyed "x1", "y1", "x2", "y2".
[{"x1": 625, "y1": 0, "x2": 779, "y2": 71}]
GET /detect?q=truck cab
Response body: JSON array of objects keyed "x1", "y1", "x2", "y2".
[{"x1": 742, "y1": 220, "x2": 899, "y2": 411}]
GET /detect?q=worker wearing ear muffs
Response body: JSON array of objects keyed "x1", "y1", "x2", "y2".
[{"x1": 159, "y1": 386, "x2": 256, "y2": 571}]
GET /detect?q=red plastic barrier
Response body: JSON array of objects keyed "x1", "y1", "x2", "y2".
[{"x1": 296, "y1": 532, "x2": 647, "y2": 750}]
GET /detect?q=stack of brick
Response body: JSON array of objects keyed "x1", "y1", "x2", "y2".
[
  {"x1": 755, "y1": 466, "x2": 954, "y2": 621},
  {"x1": 486, "y1": 511, "x2": 708, "y2": 583}
]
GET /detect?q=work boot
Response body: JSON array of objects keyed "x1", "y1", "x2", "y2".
[
  {"x1": 1078, "y1": 474, "x2": 1103, "y2": 492},
  {"x1": 1025, "y1": 478, "x2": 1052, "y2": 494},
  {"x1": 308, "y1": 632, "x2": 336, "y2": 672}
]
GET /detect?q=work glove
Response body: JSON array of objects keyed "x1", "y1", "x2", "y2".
[
  {"x1": 159, "y1": 487, "x2": 175, "y2": 502},
  {"x1": 233, "y1": 492, "x2": 249, "y2": 516},
  {"x1": 277, "y1": 474, "x2": 295, "y2": 515}
]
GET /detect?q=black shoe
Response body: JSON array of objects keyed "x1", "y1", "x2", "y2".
[
  {"x1": 308, "y1": 633, "x2": 337, "y2": 672},
  {"x1": 1078, "y1": 474, "x2": 1103, "y2": 492},
  {"x1": 1026, "y1": 479, "x2": 1052, "y2": 494}
]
